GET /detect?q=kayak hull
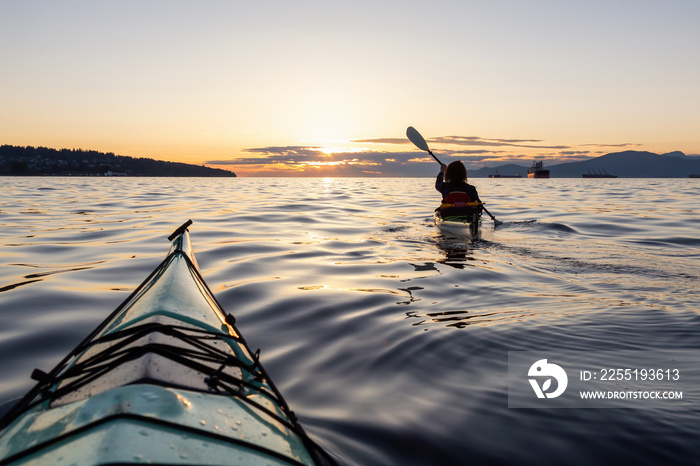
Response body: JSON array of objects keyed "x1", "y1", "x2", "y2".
[
  {"x1": 0, "y1": 222, "x2": 334, "y2": 465},
  {"x1": 434, "y1": 211, "x2": 481, "y2": 239}
]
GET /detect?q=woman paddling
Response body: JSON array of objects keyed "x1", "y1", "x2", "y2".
[
  {"x1": 435, "y1": 160, "x2": 482, "y2": 218},
  {"x1": 407, "y1": 126, "x2": 502, "y2": 225}
]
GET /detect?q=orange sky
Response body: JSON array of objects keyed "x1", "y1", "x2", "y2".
[{"x1": 2, "y1": 1, "x2": 699, "y2": 176}]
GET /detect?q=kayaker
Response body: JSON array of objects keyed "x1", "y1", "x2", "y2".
[{"x1": 436, "y1": 160, "x2": 482, "y2": 217}]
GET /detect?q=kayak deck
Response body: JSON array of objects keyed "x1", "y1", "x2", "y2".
[{"x1": 0, "y1": 221, "x2": 335, "y2": 465}]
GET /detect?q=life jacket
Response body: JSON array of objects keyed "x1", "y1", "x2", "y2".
[{"x1": 440, "y1": 191, "x2": 481, "y2": 209}]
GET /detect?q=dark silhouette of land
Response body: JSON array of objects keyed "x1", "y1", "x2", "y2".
[
  {"x1": 0, "y1": 145, "x2": 236, "y2": 177},
  {"x1": 4, "y1": 145, "x2": 700, "y2": 178},
  {"x1": 470, "y1": 151, "x2": 700, "y2": 178}
]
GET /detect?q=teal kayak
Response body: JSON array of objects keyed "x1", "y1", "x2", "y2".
[
  {"x1": 0, "y1": 221, "x2": 336, "y2": 465},
  {"x1": 434, "y1": 210, "x2": 481, "y2": 239}
]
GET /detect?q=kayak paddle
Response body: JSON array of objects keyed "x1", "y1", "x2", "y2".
[
  {"x1": 406, "y1": 126, "x2": 441, "y2": 164},
  {"x1": 481, "y1": 206, "x2": 503, "y2": 226},
  {"x1": 406, "y1": 126, "x2": 504, "y2": 227}
]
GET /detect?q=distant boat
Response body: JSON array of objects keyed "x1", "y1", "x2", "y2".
[
  {"x1": 582, "y1": 169, "x2": 618, "y2": 178},
  {"x1": 527, "y1": 161, "x2": 550, "y2": 178},
  {"x1": 488, "y1": 170, "x2": 522, "y2": 178}
]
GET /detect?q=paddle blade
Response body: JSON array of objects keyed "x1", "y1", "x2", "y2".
[
  {"x1": 482, "y1": 206, "x2": 504, "y2": 227},
  {"x1": 406, "y1": 126, "x2": 430, "y2": 152}
]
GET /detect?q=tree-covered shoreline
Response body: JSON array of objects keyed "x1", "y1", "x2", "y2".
[{"x1": 0, "y1": 145, "x2": 236, "y2": 177}]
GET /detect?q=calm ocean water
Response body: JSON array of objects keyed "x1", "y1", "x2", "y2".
[{"x1": 1, "y1": 176, "x2": 699, "y2": 465}]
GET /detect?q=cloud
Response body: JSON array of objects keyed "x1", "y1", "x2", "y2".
[
  {"x1": 581, "y1": 142, "x2": 640, "y2": 148},
  {"x1": 430, "y1": 135, "x2": 570, "y2": 150},
  {"x1": 207, "y1": 147, "x2": 437, "y2": 176},
  {"x1": 558, "y1": 150, "x2": 592, "y2": 156},
  {"x1": 205, "y1": 133, "x2": 643, "y2": 176},
  {"x1": 355, "y1": 134, "x2": 572, "y2": 150},
  {"x1": 209, "y1": 146, "x2": 328, "y2": 166},
  {"x1": 446, "y1": 149, "x2": 504, "y2": 155},
  {"x1": 381, "y1": 133, "x2": 639, "y2": 151},
  {"x1": 439, "y1": 136, "x2": 545, "y2": 144},
  {"x1": 352, "y1": 138, "x2": 409, "y2": 145},
  {"x1": 244, "y1": 146, "x2": 325, "y2": 159},
  {"x1": 210, "y1": 147, "x2": 423, "y2": 166}
]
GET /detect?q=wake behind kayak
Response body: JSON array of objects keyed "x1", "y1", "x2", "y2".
[{"x1": 0, "y1": 220, "x2": 336, "y2": 465}]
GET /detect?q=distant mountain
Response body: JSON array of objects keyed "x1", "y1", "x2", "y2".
[
  {"x1": 469, "y1": 164, "x2": 528, "y2": 178},
  {"x1": 470, "y1": 150, "x2": 700, "y2": 178},
  {"x1": 549, "y1": 151, "x2": 700, "y2": 177},
  {"x1": 0, "y1": 145, "x2": 236, "y2": 177}
]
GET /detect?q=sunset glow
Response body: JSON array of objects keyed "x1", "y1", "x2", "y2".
[
  {"x1": 318, "y1": 146, "x2": 369, "y2": 155},
  {"x1": 1, "y1": 1, "x2": 699, "y2": 176}
]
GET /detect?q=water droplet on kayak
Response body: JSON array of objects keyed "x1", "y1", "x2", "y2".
[
  {"x1": 180, "y1": 453, "x2": 188, "y2": 459},
  {"x1": 139, "y1": 430, "x2": 149, "y2": 436},
  {"x1": 200, "y1": 420, "x2": 206, "y2": 426},
  {"x1": 134, "y1": 454, "x2": 144, "y2": 460},
  {"x1": 175, "y1": 393, "x2": 192, "y2": 408}
]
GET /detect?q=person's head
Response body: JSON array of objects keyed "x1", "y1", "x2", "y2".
[{"x1": 444, "y1": 160, "x2": 467, "y2": 184}]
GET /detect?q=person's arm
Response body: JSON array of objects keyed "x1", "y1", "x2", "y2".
[
  {"x1": 470, "y1": 185, "x2": 482, "y2": 203},
  {"x1": 435, "y1": 165, "x2": 447, "y2": 193}
]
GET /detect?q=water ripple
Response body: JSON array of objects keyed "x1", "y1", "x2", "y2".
[{"x1": 1, "y1": 177, "x2": 699, "y2": 465}]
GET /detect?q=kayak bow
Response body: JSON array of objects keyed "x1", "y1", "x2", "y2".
[{"x1": 0, "y1": 221, "x2": 336, "y2": 466}]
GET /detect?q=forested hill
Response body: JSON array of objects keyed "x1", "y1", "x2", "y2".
[{"x1": 0, "y1": 145, "x2": 236, "y2": 177}]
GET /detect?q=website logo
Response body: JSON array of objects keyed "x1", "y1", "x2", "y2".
[{"x1": 528, "y1": 359, "x2": 568, "y2": 399}]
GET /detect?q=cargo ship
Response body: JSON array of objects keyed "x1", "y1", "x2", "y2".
[{"x1": 527, "y1": 161, "x2": 550, "y2": 178}]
